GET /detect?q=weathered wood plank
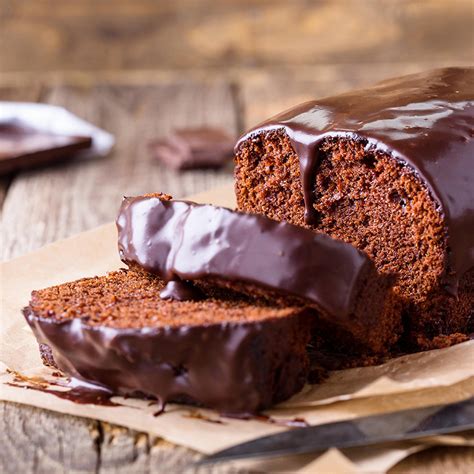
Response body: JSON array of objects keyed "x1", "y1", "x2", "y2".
[
  {"x1": 0, "y1": 401, "x2": 202, "y2": 474},
  {"x1": 1, "y1": 0, "x2": 472, "y2": 72},
  {"x1": 0, "y1": 401, "x2": 100, "y2": 473},
  {"x1": 1, "y1": 80, "x2": 236, "y2": 260},
  {"x1": 391, "y1": 446, "x2": 474, "y2": 474},
  {"x1": 98, "y1": 424, "x2": 202, "y2": 474}
]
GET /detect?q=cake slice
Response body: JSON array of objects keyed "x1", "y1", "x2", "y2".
[
  {"x1": 234, "y1": 67, "x2": 474, "y2": 349},
  {"x1": 117, "y1": 194, "x2": 401, "y2": 354},
  {"x1": 23, "y1": 269, "x2": 313, "y2": 415}
]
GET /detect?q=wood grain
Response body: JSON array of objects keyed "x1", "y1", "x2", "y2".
[
  {"x1": 391, "y1": 446, "x2": 474, "y2": 474},
  {"x1": 0, "y1": 401, "x2": 201, "y2": 473},
  {"x1": 1, "y1": 0, "x2": 472, "y2": 73}
]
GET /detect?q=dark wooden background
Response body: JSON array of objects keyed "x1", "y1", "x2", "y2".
[
  {"x1": 1, "y1": 1, "x2": 473, "y2": 472},
  {"x1": 1, "y1": 0, "x2": 473, "y2": 74}
]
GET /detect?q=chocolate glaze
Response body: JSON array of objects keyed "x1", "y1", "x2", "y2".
[
  {"x1": 23, "y1": 306, "x2": 311, "y2": 414},
  {"x1": 47, "y1": 382, "x2": 118, "y2": 406},
  {"x1": 159, "y1": 280, "x2": 204, "y2": 301},
  {"x1": 236, "y1": 67, "x2": 474, "y2": 285},
  {"x1": 116, "y1": 195, "x2": 372, "y2": 320}
]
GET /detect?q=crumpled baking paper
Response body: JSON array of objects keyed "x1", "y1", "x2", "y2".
[{"x1": 1, "y1": 184, "x2": 473, "y2": 472}]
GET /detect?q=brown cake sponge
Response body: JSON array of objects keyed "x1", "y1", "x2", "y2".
[{"x1": 235, "y1": 132, "x2": 473, "y2": 349}]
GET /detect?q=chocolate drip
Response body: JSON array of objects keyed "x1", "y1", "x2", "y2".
[
  {"x1": 116, "y1": 195, "x2": 372, "y2": 320},
  {"x1": 236, "y1": 67, "x2": 474, "y2": 282},
  {"x1": 159, "y1": 280, "x2": 204, "y2": 301}
]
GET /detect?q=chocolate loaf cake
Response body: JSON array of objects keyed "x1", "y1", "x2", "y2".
[
  {"x1": 117, "y1": 194, "x2": 401, "y2": 354},
  {"x1": 23, "y1": 269, "x2": 313, "y2": 414},
  {"x1": 234, "y1": 67, "x2": 474, "y2": 349}
]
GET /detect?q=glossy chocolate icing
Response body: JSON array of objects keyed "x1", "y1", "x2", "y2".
[
  {"x1": 236, "y1": 67, "x2": 474, "y2": 282},
  {"x1": 23, "y1": 306, "x2": 310, "y2": 414},
  {"x1": 117, "y1": 195, "x2": 372, "y2": 321}
]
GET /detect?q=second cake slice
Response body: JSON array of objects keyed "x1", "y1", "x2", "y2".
[{"x1": 117, "y1": 194, "x2": 402, "y2": 355}]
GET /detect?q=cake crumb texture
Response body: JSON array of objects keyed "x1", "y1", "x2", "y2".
[
  {"x1": 235, "y1": 131, "x2": 473, "y2": 348},
  {"x1": 30, "y1": 268, "x2": 304, "y2": 329}
]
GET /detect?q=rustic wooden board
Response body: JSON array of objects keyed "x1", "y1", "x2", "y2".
[
  {"x1": 0, "y1": 401, "x2": 201, "y2": 473},
  {"x1": 1, "y1": 0, "x2": 473, "y2": 73},
  {"x1": 1, "y1": 80, "x2": 236, "y2": 259}
]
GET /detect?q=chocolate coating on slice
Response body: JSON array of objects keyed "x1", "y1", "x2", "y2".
[
  {"x1": 117, "y1": 195, "x2": 372, "y2": 320},
  {"x1": 23, "y1": 303, "x2": 311, "y2": 415},
  {"x1": 236, "y1": 67, "x2": 474, "y2": 282}
]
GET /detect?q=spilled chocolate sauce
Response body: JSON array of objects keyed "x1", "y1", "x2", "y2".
[
  {"x1": 7, "y1": 369, "x2": 310, "y2": 426},
  {"x1": 223, "y1": 412, "x2": 309, "y2": 428},
  {"x1": 6, "y1": 371, "x2": 118, "y2": 407},
  {"x1": 184, "y1": 410, "x2": 225, "y2": 424},
  {"x1": 41, "y1": 383, "x2": 118, "y2": 406}
]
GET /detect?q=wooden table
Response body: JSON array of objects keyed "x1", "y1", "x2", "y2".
[{"x1": 1, "y1": 63, "x2": 473, "y2": 473}]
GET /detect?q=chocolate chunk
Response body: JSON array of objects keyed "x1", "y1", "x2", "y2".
[
  {"x1": 149, "y1": 127, "x2": 234, "y2": 170},
  {"x1": 0, "y1": 120, "x2": 92, "y2": 175}
]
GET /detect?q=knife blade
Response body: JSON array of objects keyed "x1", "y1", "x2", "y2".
[{"x1": 197, "y1": 396, "x2": 474, "y2": 465}]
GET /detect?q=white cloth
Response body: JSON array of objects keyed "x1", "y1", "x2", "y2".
[{"x1": 0, "y1": 102, "x2": 115, "y2": 158}]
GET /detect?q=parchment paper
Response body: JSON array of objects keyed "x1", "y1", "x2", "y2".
[{"x1": 1, "y1": 183, "x2": 473, "y2": 471}]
